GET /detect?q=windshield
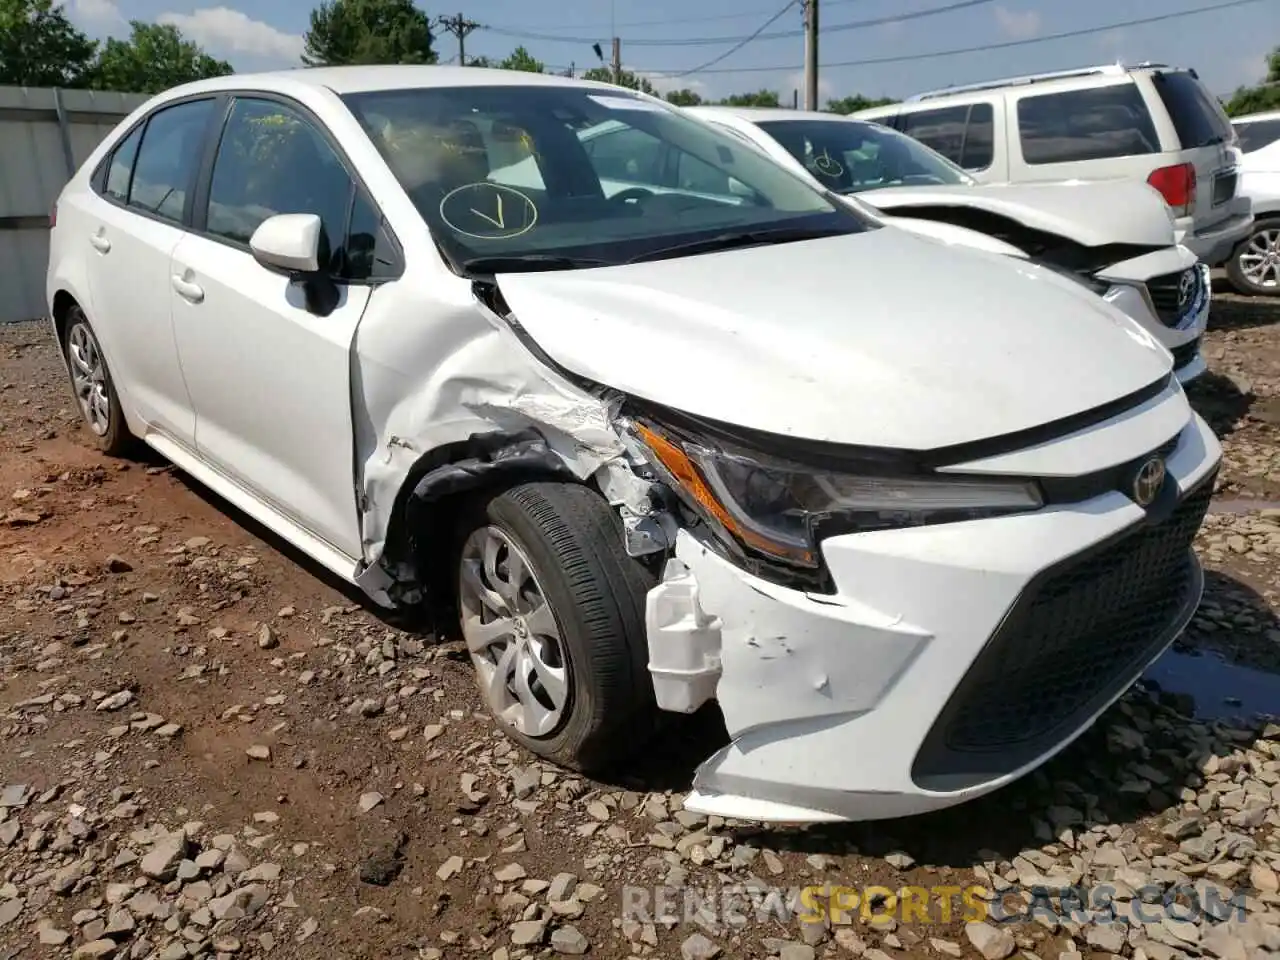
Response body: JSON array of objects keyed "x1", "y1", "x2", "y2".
[
  {"x1": 754, "y1": 118, "x2": 974, "y2": 193},
  {"x1": 342, "y1": 85, "x2": 873, "y2": 272}
]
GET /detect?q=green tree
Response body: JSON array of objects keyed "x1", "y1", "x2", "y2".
[
  {"x1": 719, "y1": 89, "x2": 780, "y2": 107},
  {"x1": 302, "y1": 0, "x2": 436, "y2": 66},
  {"x1": 826, "y1": 93, "x2": 898, "y2": 114},
  {"x1": 1223, "y1": 47, "x2": 1280, "y2": 116},
  {"x1": 665, "y1": 88, "x2": 702, "y2": 106},
  {"x1": 582, "y1": 65, "x2": 657, "y2": 95},
  {"x1": 498, "y1": 45, "x2": 543, "y2": 72},
  {"x1": 0, "y1": 0, "x2": 96, "y2": 87},
  {"x1": 89, "y1": 22, "x2": 232, "y2": 94},
  {"x1": 465, "y1": 54, "x2": 492, "y2": 67}
]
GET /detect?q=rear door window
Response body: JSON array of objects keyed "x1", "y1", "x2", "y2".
[
  {"x1": 1150, "y1": 70, "x2": 1233, "y2": 149},
  {"x1": 128, "y1": 98, "x2": 217, "y2": 222},
  {"x1": 1233, "y1": 118, "x2": 1280, "y2": 153},
  {"x1": 899, "y1": 106, "x2": 968, "y2": 165},
  {"x1": 1016, "y1": 84, "x2": 1160, "y2": 165},
  {"x1": 899, "y1": 103, "x2": 994, "y2": 171}
]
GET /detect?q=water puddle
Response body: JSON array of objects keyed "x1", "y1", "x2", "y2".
[{"x1": 1143, "y1": 650, "x2": 1280, "y2": 721}]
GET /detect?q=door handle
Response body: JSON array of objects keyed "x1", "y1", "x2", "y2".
[
  {"x1": 89, "y1": 235, "x2": 111, "y2": 253},
  {"x1": 171, "y1": 274, "x2": 205, "y2": 303}
]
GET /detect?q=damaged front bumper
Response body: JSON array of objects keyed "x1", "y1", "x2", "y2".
[{"x1": 644, "y1": 410, "x2": 1221, "y2": 824}]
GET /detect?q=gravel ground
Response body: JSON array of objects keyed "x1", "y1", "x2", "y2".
[{"x1": 0, "y1": 292, "x2": 1278, "y2": 960}]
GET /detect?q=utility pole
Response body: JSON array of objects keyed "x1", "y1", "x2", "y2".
[
  {"x1": 437, "y1": 12, "x2": 480, "y2": 66},
  {"x1": 611, "y1": 37, "x2": 622, "y2": 85},
  {"x1": 802, "y1": 0, "x2": 819, "y2": 110}
]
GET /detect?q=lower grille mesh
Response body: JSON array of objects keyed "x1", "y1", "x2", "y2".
[{"x1": 913, "y1": 476, "x2": 1214, "y2": 785}]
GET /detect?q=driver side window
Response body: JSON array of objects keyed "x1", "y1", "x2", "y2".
[
  {"x1": 206, "y1": 98, "x2": 351, "y2": 250},
  {"x1": 584, "y1": 127, "x2": 665, "y2": 185}
]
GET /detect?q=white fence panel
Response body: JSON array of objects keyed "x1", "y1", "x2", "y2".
[{"x1": 0, "y1": 86, "x2": 150, "y2": 323}]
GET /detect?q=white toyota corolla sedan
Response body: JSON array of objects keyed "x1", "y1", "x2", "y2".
[{"x1": 47, "y1": 66, "x2": 1222, "y2": 824}]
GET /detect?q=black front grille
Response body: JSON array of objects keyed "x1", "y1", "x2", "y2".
[
  {"x1": 912, "y1": 474, "x2": 1215, "y2": 791},
  {"x1": 1146, "y1": 270, "x2": 1196, "y2": 327},
  {"x1": 1213, "y1": 171, "x2": 1237, "y2": 206},
  {"x1": 1170, "y1": 337, "x2": 1202, "y2": 371}
]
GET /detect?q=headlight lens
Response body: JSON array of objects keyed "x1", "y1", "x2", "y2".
[
  {"x1": 632, "y1": 421, "x2": 1043, "y2": 569},
  {"x1": 1037, "y1": 260, "x2": 1110, "y2": 296}
]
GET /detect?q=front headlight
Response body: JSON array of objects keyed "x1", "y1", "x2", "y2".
[
  {"x1": 1037, "y1": 260, "x2": 1111, "y2": 296},
  {"x1": 630, "y1": 420, "x2": 1043, "y2": 570}
]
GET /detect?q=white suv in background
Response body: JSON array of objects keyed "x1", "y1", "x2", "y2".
[
  {"x1": 855, "y1": 63, "x2": 1253, "y2": 268},
  {"x1": 1225, "y1": 110, "x2": 1280, "y2": 295}
]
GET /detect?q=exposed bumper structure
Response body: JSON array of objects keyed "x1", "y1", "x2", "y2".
[{"x1": 645, "y1": 409, "x2": 1221, "y2": 823}]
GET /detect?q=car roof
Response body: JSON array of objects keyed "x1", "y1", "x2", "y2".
[
  {"x1": 686, "y1": 105, "x2": 865, "y2": 124},
  {"x1": 1232, "y1": 110, "x2": 1280, "y2": 124},
  {"x1": 157, "y1": 64, "x2": 632, "y2": 98}
]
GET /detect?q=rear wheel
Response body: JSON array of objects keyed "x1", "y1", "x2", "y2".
[
  {"x1": 1226, "y1": 218, "x2": 1280, "y2": 297},
  {"x1": 455, "y1": 481, "x2": 658, "y2": 771},
  {"x1": 63, "y1": 306, "x2": 134, "y2": 456}
]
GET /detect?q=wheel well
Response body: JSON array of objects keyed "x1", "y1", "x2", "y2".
[
  {"x1": 379, "y1": 431, "x2": 587, "y2": 615},
  {"x1": 51, "y1": 290, "x2": 77, "y2": 346}
]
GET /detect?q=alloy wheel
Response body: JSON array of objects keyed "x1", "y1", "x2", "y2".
[
  {"x1": 67, "y1": 321, "x2": 110, "y2": 436},
  {"x1": 458, "y1": 525, "x2": 570, "y2": 738},
  {"x1": 1237, "y1": 227, "x2": 1280, "y2": 291}
]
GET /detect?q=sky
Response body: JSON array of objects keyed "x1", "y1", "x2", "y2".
[{"x1": 65, "y1": 0, "x2": 1280, "y2": 104}]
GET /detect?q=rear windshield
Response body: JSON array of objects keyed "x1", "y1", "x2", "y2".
[
  {"x1": 1016, "y1": 83, "x2": 1160, "y2": 165},
  {"x1": 1150, "y1": 70, "x2": 1233, "y2": 149},
  {"x1": 1234, "y1": 118, "x2": 1280, "y2": 153}
]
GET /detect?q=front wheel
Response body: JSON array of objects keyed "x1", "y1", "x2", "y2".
[
  {"x1": 1226, "y1": 219, "x2": 1280, "y2": 297},
  {"x1": 455, "y1": 481, "x2": 658, "y2": 771},
  {"x1": 62, "y1": 306, "x2": 135, "y2": 456}
]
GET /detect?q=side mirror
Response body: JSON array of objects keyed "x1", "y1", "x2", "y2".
[
  {"x1": 250, "y1": 213, "x2": 323, "y2": 274},
  {"x1": 727, "y1": 177, "x2": 754, "y2": 198},
  {"x1": 248, "y1": 213, "x2": 339, "y2": 317}
]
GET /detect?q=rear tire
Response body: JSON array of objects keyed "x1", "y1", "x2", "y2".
[
  {"x1": 455, "y1": 481, "x2": 658, "y2": 772},
  {"x1": 62, "y1": 305, "x2": 135, "y2": 456},
  {"x1": 1226, "y1": 217, "x2": 1280, "y2": 297}
]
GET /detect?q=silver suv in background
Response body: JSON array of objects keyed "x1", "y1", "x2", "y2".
[
  {"x1": 855, "y1": 63, "x2": 1253, "y2": 268},
  {"x1": 1226, "y1": 110, "x2": 1280, "y2": 296}
]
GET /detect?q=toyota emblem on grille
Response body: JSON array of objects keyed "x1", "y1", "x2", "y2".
[
  {"x1": 1132, "y1": 456, "x2": 1167, "y2": 507},
  {"x1": 1177, "y1": 269, "x2": 1196, "y2": 313}
]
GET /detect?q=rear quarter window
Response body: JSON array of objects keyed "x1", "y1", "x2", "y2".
[
  {"x1": 1234, "y1": 118, "x2": 1280, "y2": 153},
  {"x1": 1016, "y1": 83, "x2": 1160, "y2": 165},
  {"x1": 1150, "y1": 71, "x2": 1233, "y2": 149}
]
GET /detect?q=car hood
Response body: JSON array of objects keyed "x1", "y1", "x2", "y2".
[
  {"x1": 855, "y1": 180, "x2": 1176, "y2": 249},
  {"x1": 494, "y1": 228, "x2": 1172, "y2": 450}
]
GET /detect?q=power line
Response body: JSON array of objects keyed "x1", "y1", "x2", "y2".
[
  {"x1": 667, "y1": 1, "x2": 800, "y2": 77},
  {"x1": 639, "y1": 0, "x2": 1268, "y2": 76},
  {"x1": 489, "y1": 0, "x2": 863, "y2": 31},
  {"x1": 482, "y1": 0, "x2": 995, "y2": 47}
]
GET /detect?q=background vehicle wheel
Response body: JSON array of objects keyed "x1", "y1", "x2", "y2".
[
  {"x1": 63, "y1": 306, "x2": 134, "y2": 456},
  {"x1": 1226, "y1": 218, "x2": 1280, "y2": 297},
  {"x1": 456, "y1": 481, "x2": 658, "y2": 772}
]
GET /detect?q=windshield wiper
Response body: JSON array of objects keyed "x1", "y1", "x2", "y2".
[
  {"x1": 626, "y1": 226, "x2": 851, "y2": 264},
  {"x1": 459, "y1": 254, "x2": 614, "y2": 276}
]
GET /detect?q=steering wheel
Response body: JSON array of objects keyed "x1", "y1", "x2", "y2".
[{"x1": 610, "y1": 186, "x2": 656, "y2": 205}]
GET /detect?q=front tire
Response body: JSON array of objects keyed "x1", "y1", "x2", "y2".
[
  {"x1": 62, "y1": 306, "x2": 134, "y2": 456},
  {"x1": 456, "y1": 481, "x2": 658, "y2": 772},
  {"x1": 1226, "y1": 218, "x2": 1280, "y2": 297}
]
